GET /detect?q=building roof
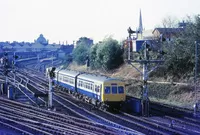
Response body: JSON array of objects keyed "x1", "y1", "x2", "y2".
[
  {"x1": 78, "y1": 73, "x2": 121, "y2": 83},
  {"x1": 35, "y1": 34, "x2": 48, "y2": 45},
  {"x1": 152, "y1": 28, "x2": 183, "y2": 34}
]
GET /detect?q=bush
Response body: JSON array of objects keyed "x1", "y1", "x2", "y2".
[
  {"x1": 90, "y1": 38, "x2": 124, "y2": 71},
  {"x1": 72, "y1": 45, "x2": 89, "y2": 65}
]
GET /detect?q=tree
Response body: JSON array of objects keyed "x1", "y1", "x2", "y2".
[
  {"x1": 162, "y1": 16, "x2": 178, "y2": 28},
  {"x1": 89, "y1": 44, "x2": 99, "y2": 69},
  {"x1": 90, "y1": 38, "x2": 124, "y2": 71},
  {"x1": 162, "y1": 15, "x2": 200, "y2": 79},
  {"x1": 72, "y1": 44, "x2": 89, "y2": 65},
  {"x1": 76, "y1": 37, "x2": 93, "y2": 47}
]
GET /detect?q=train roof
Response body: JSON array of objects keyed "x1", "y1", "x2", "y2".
[
  {"x1": 52, "y1": 68, "x2": 123, "y2": 82},
  {"x1": 77, "y1": 73, "x2": 122, "y2": 83},
  {"x1": 56, "y1": 69, "x2": 80, "y2": 77}
]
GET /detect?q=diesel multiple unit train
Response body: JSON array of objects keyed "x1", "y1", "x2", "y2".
[{"x1": 46, "y1": 67, "x2": 126, "y2": 109}]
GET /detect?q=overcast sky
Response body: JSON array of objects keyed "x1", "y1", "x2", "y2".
[{"x1": 0, "y1": 0, "x2": 199, "y2": 44}]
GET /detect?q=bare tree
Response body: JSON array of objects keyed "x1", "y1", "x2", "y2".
[{"x1": 162, "y1": 16, "x2": 178, "y2": 28}]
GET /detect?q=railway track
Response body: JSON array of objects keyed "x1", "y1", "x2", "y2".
[
  {"x1": 0, "y1": 97, "x2": 128, "y2": 135},
  {"x1": 118, "y1": 111, "x2": 189, "y2": 135},
  {"x1": 7, "y1": 59, "x2": 200, "y2": 134},
  {"x1": 54, "y1": 92, "x2": 142, "y2": 135},
  {"x1": 6, "y1": 70, "x2": 46, "y2": 106},
  {"x1": 55, "y1": 89, "x2": 188, "y2": 135},
  {"x1": 150, "y1": 101, "x2": 194, "y2": 117}
]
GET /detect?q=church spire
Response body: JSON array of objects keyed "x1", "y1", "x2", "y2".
[{"x1": 138, "y1": 9, "x2": 143, "y2": 34}]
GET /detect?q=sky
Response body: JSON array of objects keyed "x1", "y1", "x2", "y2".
[{"x1": 0, "y1": 0, "x2": 199, "y2": 44}]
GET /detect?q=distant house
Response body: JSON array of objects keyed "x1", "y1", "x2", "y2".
[
  {"x1": 2, "y1": 42, "x2": 13, "y2": 51},
  {"x1": 12, "y1": 42, "x2": 23, "y2": 52},
  {"x1": 152, "y1": 28, "x2": 183, "y2": 41},
  {"x1": 46, "y1": 44, "x2": 60, "y2": 51},
  {"x1": 57, "y1": 50, "x2": 66, "y2": 58}
]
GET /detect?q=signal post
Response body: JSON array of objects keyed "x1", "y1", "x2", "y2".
[
  {"x1": 2, "y1": 53, "x2": 9, "y2": 95},
  {"x1": 127, "y1": 28, "x2": 164, "y2": 116},
  {"x1": 48, "y1": 67, "x2": 56, "y2": 109}
]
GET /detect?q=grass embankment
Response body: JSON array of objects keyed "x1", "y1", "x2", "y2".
[{"x1": 67, "y1": 62, "x2": 195, "y2": 109}]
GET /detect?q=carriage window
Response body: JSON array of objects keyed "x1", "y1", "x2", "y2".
[
  {"x1": 118, "y1": 86, "x2": 124, "y2": 94},
  {"x1": 70, "y1": 79, "x2": 74, "y2": 84},
  {"x1": 88, "y1": 83, "x2": 91, "y2": 89},
  {"x1": 59, "y1": 76, "x2": 63, "y2": 81},
  {"x1": 86, "y1": 83, "x2": 89, "y2": 89},
  {"x1": 90, "y1": 84, "x2": 92, "y2": 90},
  {"x1": 112, "y1": 86, "x2": 117, "y2": 94},
  {"x1": 105, "y1": 86, "x2": 110, "y2": 94},
  {"x1": 80, "y1": 81, "x2": 83, "y2": 87},
  {"x1": 78, "y1": 81, "x2": 80, "y2": 86},
  {"x1": 63, "y1": 77, "x2": 67, "y2": 82}
]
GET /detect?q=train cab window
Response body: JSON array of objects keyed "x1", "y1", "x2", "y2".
[
  {"x1": 112, "y1": 86, "x2": 117, "y2": 94},
  {"x1": 118, "y1": 86, "x2": 124, "y2": 94},
  {"x1": 105, "y1": 86, "x2": 110, "y2": 94}
]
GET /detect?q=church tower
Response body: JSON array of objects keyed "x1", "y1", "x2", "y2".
[
  {"x1": 139, "y1": 9, "x2": 143, "y2": 34},
  {"x1": 137, "y1": 9, "x2": 143, "y2": 39}
]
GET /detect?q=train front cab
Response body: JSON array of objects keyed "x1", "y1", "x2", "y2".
[{"x1": 102, "y1": 81, "x2": 126, "y2": 109}]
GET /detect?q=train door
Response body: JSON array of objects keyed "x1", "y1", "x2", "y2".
[{"x1": 95, "y1": 84, "x2": 101, "y2": 101}]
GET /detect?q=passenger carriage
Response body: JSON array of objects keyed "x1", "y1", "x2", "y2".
[
  {"x1": 54, "y1": 69, "x2": 80, "y2": 92},
  {"x1": 77, "y1": 73, "x2": 126, "y2": 108}
]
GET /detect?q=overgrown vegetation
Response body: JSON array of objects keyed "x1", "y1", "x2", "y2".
[
  {"x1": 72, "y1": 37, "x2": 124, "y2": 71},
  {"x1": 160, "y1": 15, "x2": 200, "y2": 80},
  {"x1": 72, "y1": 44, "x2": 89, "y2": 65},
  {"x1": 90, "y1": 38, "x2": 124, "y2": 71}
]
